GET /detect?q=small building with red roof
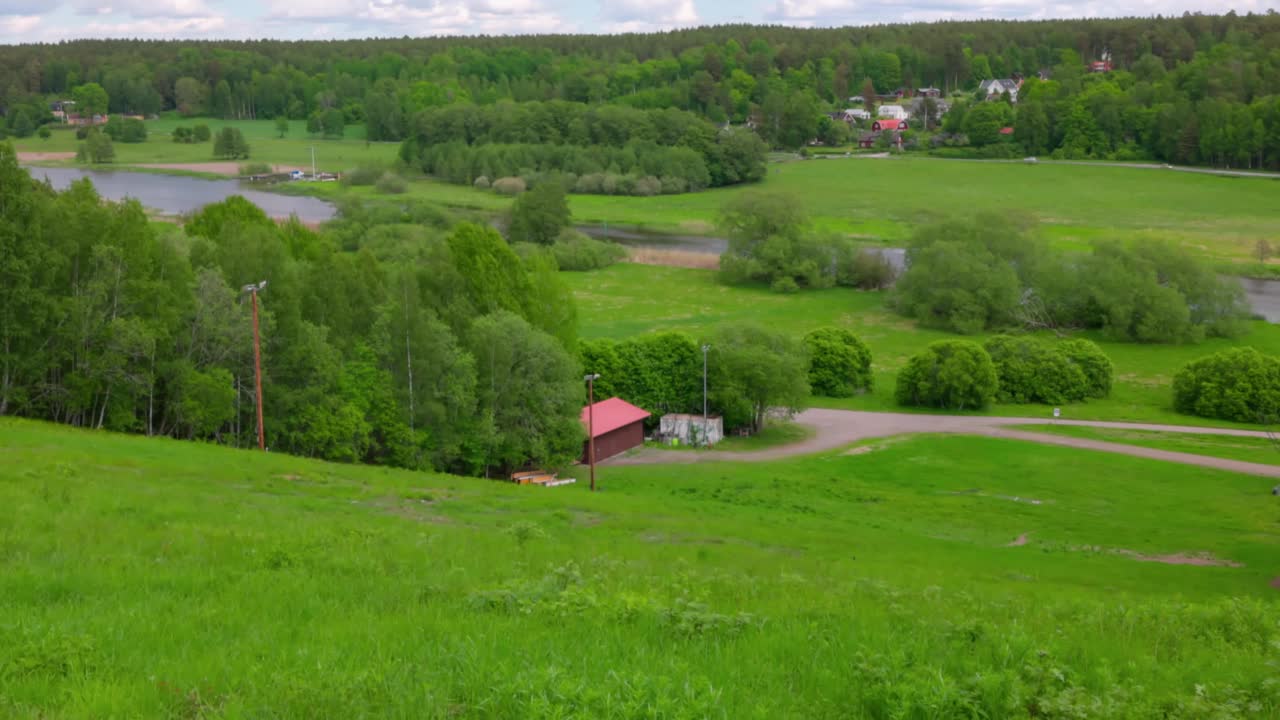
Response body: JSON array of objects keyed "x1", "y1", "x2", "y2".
[
  {"x1": 580, "y1": 397, "x2": 650, "y2": 463},
  {"x1": 871, "y1": 118, "x2": 908, "y2": 132}
]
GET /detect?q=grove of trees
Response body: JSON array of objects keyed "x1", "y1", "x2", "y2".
[{"x1": 5, "y1": 14, "x2": 1280, "y2": 165}]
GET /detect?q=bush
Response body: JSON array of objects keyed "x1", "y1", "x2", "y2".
[
  {"x1": 375, "y1": 171, "x2": 408, "y2": 194},
  {"x1": 1172, "y1": 347, "x2": 1280, "y2": 423},
  {"x1": 492, "y1": 176, "x2": 526, "y2": 195},
  {"x1": 239, "y1": 162, "x2": 272, "y2": 176},
  {"x1": 1059, "y1": 339, "x2": 1113, "y2": 398},
  {"x1": 507, "y1": 179, "x2": 569, "y2": 245},
  {"x1": 549, "y1": 230, "x2": 626, "y2": 271},
  {"x1": 75, "y1": 126, "x2": 90, "y2": 140},
  {"x1": 473, "y1": 175, "x2": 491, "y2": 189},
  {"x1": 803, "y1": 327, "x2": 873, "y2": 397},
  {"x1": 634, "y1": 176, "x2": 662, "y2": 197},
  {"x1": 193, "y1": 124, "x2": 211, "y2": 142},
  {"x1": 172, "y1": 126, "x2": 194, "y2": 143},
  {"x1": 836, "y1": 246, "x2": 897, "y2": 290},
  {"x1": 983, "y1": 335, "x2": 1089, "y2": 404},
  {"x1": 75, "y1": 129, "x2": 115, "y2": 164},
  {"x1": 212, "y1": 127, "x2": 249, "y2": 159},
  {"x1": 37, "y1": 126, "x2": 51, "y2": 140},
  {"x1": 343, "y1": 165, "x2": 385, "y2": 186},
  {"x1": 895, "y1": 340, "x2": 999, "y2": 410}
]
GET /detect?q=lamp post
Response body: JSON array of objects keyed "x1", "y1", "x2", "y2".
[
  {"x1": 701, "y1": 344, "x2": 710, "y2": 447},
  {"x1": 585, "y1": 373, "x2": 600, "y2": 492},
  {"x1": 242, "y1": 281, "x2": 268, "y2": 451}
]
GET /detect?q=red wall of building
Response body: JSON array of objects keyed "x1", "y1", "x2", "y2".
[{"x1": 582, "y1": 421, "x2": 644, "y2": 463}]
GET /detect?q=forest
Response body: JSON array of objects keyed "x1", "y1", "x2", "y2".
[{"x1": 1, "y1": 14, "x2": 1280, "y2": 168}]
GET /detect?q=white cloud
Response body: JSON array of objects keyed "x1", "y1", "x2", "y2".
[
  {"x1": 599, "y1": 0, "x2": 698, "y2": 32},
  {"x1": 73, "y1": 15, "x2": 230, "y2": 37},
  {"x1": 0, "y1": 14, "x2": 42, "y2": 35},
  {"x1": 265, "y1": 0, "x2": 568, "y2": 35},
  {"x1": 73, "y1": 0, "x2": 216, "y2": 18},
  {"x1": 763, "y1": 0, "x2": 1280, "y2": 25}
]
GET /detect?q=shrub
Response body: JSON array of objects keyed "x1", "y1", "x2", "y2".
[
  {"x1": 803, "y1": 327, "x2": 873, "y2": 397},
  {"x1": 634, "y1": 176, "x2": 662, "y2": 197},
  {"x1": 507, "y1": 179, "x2": 569, "y2": 245},
  {"x1": 896, "y1": 340, "x2": 999, "y2": 410},
  {"x1": 375, "y1": 171, "x2": 408, "y2": 194},
  {"x1": 1059, "y1": 339, "x2": 1113, "y2": 398},
  {"x1": 172, "y1": 126, "x2": 194, "y2": 143},
  {"x1": 37, "y1": 126, "x2": 51, "y2": 140},
  {"x1": 983, "y1": 335, "x2": 1089, "y2": 404},
  {"x1": 342, "y1": 165, "x2": 385, "y2": 186},
  {"x1": 492, "y1": 176, "x2": 526, "y2": 196},
  {"x1": 193, "y1": 124, "x2": 211, "y2": 142},
  {"x1": 75, "y1": 126, "x2": 90, "y2": 140},
  {"x1": 837, "y1": 246, "x2": 897, "y2": 290},
  {"x1": 75, "y1": 129, "x2": 114, "y2": 164},
  {"x1": 473, "y1": 175, "x2": 490, "y2": 189},
  {"x1": 1172, "y1": 347, "x2": 1280, "y2": 423},
  {"x1": 549, "y1": 230, "x2": 626, "y2": 271},
  {"x1": 238, "y1": 162, "x2": 272, "y2": 176},
  {"x1": 212, "y1": 127, "x2": 249, "y2": 159}
]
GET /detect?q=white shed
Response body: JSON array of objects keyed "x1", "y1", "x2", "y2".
[{"x1": 659, "y1": 414, "x2": 724, "y2": 447}]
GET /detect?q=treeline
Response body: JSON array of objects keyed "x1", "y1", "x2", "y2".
[
  {"x1": 0, "y1": 144, "x2": 588, "y2": 474},
  {"x1": 400, "y1": 102, "x2": 767, "y2": 193},
  {"x1": 3, "y1": 15, "x2": 1280, "y2": 165}
]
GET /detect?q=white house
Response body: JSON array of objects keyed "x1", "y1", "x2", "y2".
[
  {"x1": 978, "y1": 78, "x2": 1021, "y2": 103},
  {"x1": 842, "y1": 108, "x2": 871, "y2": 122},
  {"x1": 877, "y1": 104, "x2": 909, "y2": 120}
]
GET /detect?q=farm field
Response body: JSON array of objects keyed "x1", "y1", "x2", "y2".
[
  {"x1": 2, "y1": 417, "x2": 1278, "y2": 717},
  {"x1": 567, "y1": 263, "x2": 1280, "y2": 427},
  {"x1": 1017, "y1": 424, "x2": 1280, "y2": 466}
]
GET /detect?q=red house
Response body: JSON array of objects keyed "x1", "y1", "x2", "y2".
[
  {"x1": 1090, "y1": 60, "x2": 1113, "y2": 73},
  {"x1": 999, "y1": 126, "x2": 1015, "y2": 136},
  {"x1": 871, "y1": 119, "x2": 908, "y2": 132},
  {"x1": 581, "y1": 397, "x2": 650, "y2": 463}
]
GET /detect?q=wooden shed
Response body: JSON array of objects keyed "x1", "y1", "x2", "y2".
[{"x1": 581, "y1": 398, "x2": 650, "y2": 463}]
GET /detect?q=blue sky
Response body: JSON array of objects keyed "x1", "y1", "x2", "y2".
[{"x1": 0, "y1": 0, "x2": 1275, "y2": 44}]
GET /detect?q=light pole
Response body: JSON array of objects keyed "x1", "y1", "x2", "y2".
[
  {"x1": 585, "y1": 373, "x2": 600, "y2": 492},
  {"x1": 242, "y1": 281, "x2": 268, "y2": 451},
  {"x1": 701, "y1": 344, "x2": 710, "y2": 447}
]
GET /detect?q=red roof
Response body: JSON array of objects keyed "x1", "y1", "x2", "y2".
[
  {"x1": 874, "y1": 119, "x2": 907, "y2": 129},
  {"x1": 581, "y1": 398, "x2": 650, "y2": 438},
  {"x1": 999, "y1": 126, "x2": 1014, "y2": 135}
]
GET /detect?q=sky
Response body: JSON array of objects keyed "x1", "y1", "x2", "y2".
[{"x1": 0, "y1": 0, "x2": 1275, "y2": 45}]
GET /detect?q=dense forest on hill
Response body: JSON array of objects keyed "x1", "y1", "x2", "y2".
[{"x1": 3, "y1": 14, "x2": 1280, "y2": 165}]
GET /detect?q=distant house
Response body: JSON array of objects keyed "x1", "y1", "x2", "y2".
[
  {"x1": 999, "y1": 126, "x2": 1015, "y2": 136},
  {"x1": 978, "y1": 78, "x2": 1021, "y2": 103},
  {"x1": 909, "y1": 96, "x2": 950, "y2": 117},
  {"x1": 877, "y1": 104, "x2": 909, "y2": 120},
  {"x1": 872, "y1": 118, "x2": 908, "y2": 132},
  {"x1": 581, "y1": 397, "x2": 650, "y2": 463},
  {"x1": 837, "y1": 108, "x2": 870, "y2": 123},
  {"x1": 1090, "y1": 60, "x2": 1113, "y2": 73},
  {"x1": 916, "y1": 87, "x2": 942, "y2": 98},
  {"x1": 858, "y1": 131, "x2": 902, "y2": 149}
]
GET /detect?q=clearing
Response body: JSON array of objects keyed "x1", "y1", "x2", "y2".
[{"x1": 1, "y1": 418, "x2": 1278, "y2": 717}]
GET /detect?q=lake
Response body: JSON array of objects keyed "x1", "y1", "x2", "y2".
[{"x1": 25, "y1": 166, "x2": 337, "y2": 224}]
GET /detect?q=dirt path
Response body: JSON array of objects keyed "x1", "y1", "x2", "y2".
[
  {"x1": 607, "y1": 409, "x2": 1280, "y2": 477},
  {"x1": 17, "y1": 151, "x2": 75, "y2": 162}
]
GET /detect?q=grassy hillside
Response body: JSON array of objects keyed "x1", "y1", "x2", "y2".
[
  {"x1": 567, "y1": 263, "x2": 1280, "y2": 427},
  {"x1": 1, "y1": 418, "x2": 1278, "y2": 717}
]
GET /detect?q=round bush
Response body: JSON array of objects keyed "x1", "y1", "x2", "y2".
[
  {"x1": 803, "y1": 327, "x2": 873, "y2": 397},
  {"x1": 342, "y1": 165, "x2": 385, "y2": 186},
  {"x1": 473, "y1": 175, "x2": 490, "y2": 189},
  {"x1": 1172, "y1": 347, "x2": 1280, "y2": 423},
  {"x1": 375, "y1": 171, "x2": 408, "y2": 194},
  {"x1": 492, "y1": 176, "x2": 526, "y2": 196},
  {"x1": 983, "y1": 335, "x2": 1088, "y2": 404},
  {"x1": 634, "y1": 176, "x2": 661, "y2": 197},
  {"x1": 895, "y1": 340, "x2": 999, "y2": 410},
  {"x1": 1059, "y1": 338, "x2": 1113, "y2": 398}
]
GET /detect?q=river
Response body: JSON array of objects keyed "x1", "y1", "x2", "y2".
[
  {"x1": 25, "y1": 166, "x2": 337, "y2": 224},
  {"x1": 20, "y1": 167, "x2": 1280, "y2": 322}
]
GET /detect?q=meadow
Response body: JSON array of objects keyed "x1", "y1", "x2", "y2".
[
  {"x1": 16, "y1": 117, "x2": 1280, "y2": 269},
  {"x1": 1017, "y1": 424, "x2": 1280, "y2": 466},
  {"x1": 567, "y1": 263, "x2": 1280, "y2": 427},
  {"x1": 2, "y1": 417, "x2": 1278, "y2": 718}
]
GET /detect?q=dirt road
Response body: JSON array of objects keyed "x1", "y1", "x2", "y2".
[{"x1": 607, "y1": 409, "x2": 1280, "y2": 478}]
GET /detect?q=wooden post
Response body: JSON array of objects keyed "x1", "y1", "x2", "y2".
[
  {"x1": 587, "y1": 376, "x2": 596, "y2": 492},
  {"x1": 251, "y1": 288, "x2": 265, "y2": 451}
]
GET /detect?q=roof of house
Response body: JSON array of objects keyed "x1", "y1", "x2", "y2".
[
  {"x1": 581, "y1": 397, "x2": 650, "y2": 438},
  {"x1": 979, "y1": 79, "x2": 1019, "y2": 93},
  {"x1": 999, "y1": 126, "x2": 1015, "y2": 135}
]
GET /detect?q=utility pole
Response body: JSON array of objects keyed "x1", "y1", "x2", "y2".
[
  {"x1": 242, "y1": 281, "x2": 268, "y2": 451},
  {"x1": 585, "y1": 373, "x2": 600, "y2": 491},
  {"x1": 701, "y1": 344, "x2": 710, "y2": 447},
  {"x1": 310, "y1": 146, "x2": 317, "y2": 180}
]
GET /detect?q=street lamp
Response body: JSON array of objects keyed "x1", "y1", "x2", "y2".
[
  {"x1": 241, "y1": 280, "x2": 268, "y2": 451},
  {"x1": 584, "y1": 373, "x2": 600, "y2": 492},
  {"x1": 701, "y1": 344, "x2": 710, "y2": 447}
]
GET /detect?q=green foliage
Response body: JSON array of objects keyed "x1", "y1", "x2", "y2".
[
  {"x1": 71, "y1": 82, "x2": 109, "y2": 116},
  {"x1": 590, "y1": 332, "x2": 703, "y2": 418},
  {"x1": 508, "y1": 179, "x2": 571, "y2": 245},
  {"x1": 709, "y1": 323, "x2": 809, "y2": 431},
  {"x1": 75, "y1": 129, "x2": 115, "y2": 164},
  {"x1": 238, "y1": 162, "x2": 272, "y2": 176},
  {"x1": 192, "y1": 124, "x2": 211, "y2": 142},
  {"x1": 803, "y1": 327, "x2": 873, "y2": 397},
  {"x1": 718, "y1": 191, "x2": 832, "y2": 290},
  {"x1": 274, "y1": 116, "x2": 289, "y2": 138},
  {"x1": 37, "y1": 126, "x2": 51, "y2": 140},
  {"x1": 374, "y1": 171, "x2": 407, "y2": 194},
  {"x1": 1172, "y1": 347, "x2": 1280, "y2": 423},
  {"x1": 896, "y1": 340, "x2": 999, "y2": 410},
  {"x1": 341, "y1": 165, "x2": 386, "y2": 186},
  {"x1": 322, "y1": 108, "x2": 345, "y2": 139},
  {"x1": 1059, "y1": 338, "x2": 1113, "y2": 398},
  {"x1": 491, "y1": 176, "x2": 526, "y2": 195},
  {"x1": 212, "y1": 127, "x2": 249, "y2": 159},
  {"x1": 103, "y1": 117, "x2": 146, "y2": 143},
  {"x1": 545, "y1": 230, "x2": 626, "y2": 271},
  {"x1": 983, "y1": 335, "x2": 1090, "y2": 404}
]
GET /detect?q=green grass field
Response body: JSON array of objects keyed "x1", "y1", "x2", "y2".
[
  {"x1": 1018, "y1": 424, "x2": 1280, "y2": 466},
  {"x1": 14, "y1": 117, "x2": 399, "y2": 171},
  {"x1": 568, "y1": 263, "x2": 1280, "y2": 427},
  {"x1": 2, "y1": 417, "x2": 1278, "y2": 717}
]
